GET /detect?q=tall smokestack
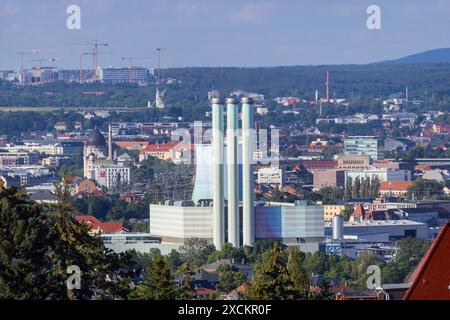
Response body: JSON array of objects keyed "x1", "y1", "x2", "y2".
[
  {"x1": 326, "y1": 71, "x2": 330, "y2": 102},
  {"x1": 108, "y1": 124, "x2": 113, "y2": 160},
  {"x1": 211, "y1": 98, "x2": 225, "y2": 250},
  {"x1": 241, "y1": 97, "x2": 255, "y2": 246},
  {"x1": 226, "y1": 97, "x2": 239, "y2": 247}
]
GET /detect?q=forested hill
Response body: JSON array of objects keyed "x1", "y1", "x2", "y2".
[
  {"x1": 1, "y1": 63, "x2": 450, "y2": 110},
  {"x1": 163, "y1": 63, "x2": 450, "y2": 99},
  {"x1": 380, "y1": 48, "x2": 450, "y2": 64}
]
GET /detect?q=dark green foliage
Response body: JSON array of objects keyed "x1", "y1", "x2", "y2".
[
  {"x1": 406, "y1": 178, "x2": 444, "y2": 200},
  {"x1": 0, "y1": 185, "x2": 129, "y2": 300},
  {"x1": 178, "y1": 238, "x2": 215, "y2": 268},
  {"x1": 215, "y1": 264, "x2": 246, "y2": 293},
  {"x1": 129, "y1": 255, "x2": 177, "y2": 300}
]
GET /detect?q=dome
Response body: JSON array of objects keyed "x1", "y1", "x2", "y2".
[{"x1": 86, "y1": 128, "x2": 106, "y2": 146}]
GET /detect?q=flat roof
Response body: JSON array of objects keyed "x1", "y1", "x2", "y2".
[{"x1": 325, "y1": 219, "x2": 426, "y2": 228}]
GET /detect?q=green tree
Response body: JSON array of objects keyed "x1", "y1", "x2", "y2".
[
  {"x1": 246, "y1": 243, "x2": 296, "y2": 300},
  {"x1": 352, "y1": 177, "x2": 361, "y2": 199},
  {"x1": 406, "y1": 178, "x2": 443, "y2": 200},
  {"x1": 130, "y1": 255, "x2": 177, "y2": 300},
  {"x1": 344, "y1": 177, "x2": 352, "y2": 200},
  {"x1": 0, "y1": 185, "x2": 124, "y2": 300},
  {"x1": 287, "y1": 247, "x2": 309, "y2": 299},
  {"x1": 177, "y1": 263, "x2": 194, "y2": 300},
  {"x1": 179, "y1": 238, "x2": 215, "y2": 268},
  {"x1": 215, "y1": 264, "x2": 246, "y2": 293}
]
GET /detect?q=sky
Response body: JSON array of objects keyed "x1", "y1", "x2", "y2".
[{"x1": 1, "y1": 0, "x2": 450, "y2": 69}]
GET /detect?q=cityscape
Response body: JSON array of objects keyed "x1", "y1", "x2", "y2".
[{"x1": 0, "y1": 0, "x2": 449, "y2": 310}]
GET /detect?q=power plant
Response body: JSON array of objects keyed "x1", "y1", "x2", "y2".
[
  {"x1": 148, "y1": 96, "x2": 325, "y2": 252},
  {"x1": 211, "y1": 96, "x2": 255, "y2": 249}
]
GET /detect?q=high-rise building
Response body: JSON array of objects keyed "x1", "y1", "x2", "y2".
[
  {"x1": 98, "y1": 67, "x2": 151, "y2": 83},
  {"x1": 344, "y1": 136, "x2": 384, "y2": 161}
]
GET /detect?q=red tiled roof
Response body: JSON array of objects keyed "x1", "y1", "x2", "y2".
[
  {"x1": 74, "y1": 215, "x2": 128, "y2": 234},
  {"x1": 140, "y1": 141, "x2": 180, "y2": 153},
  {"x1": 353, "y1": 204, "x2": 365, "y2": 219},
  {"x1": 379, "y1": 181, "x2": 413, "y2": 191},
  {"x1": 403, "y1": 223, "x2": 450, "y2": 300},
  {"x1": 226, "y1": 284, "x2": 246, "y2": 297}
]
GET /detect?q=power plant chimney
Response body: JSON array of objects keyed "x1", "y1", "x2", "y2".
[
  {"x1": 226, "y1": 97, "x2": 240, "y2": 247},
  {"x1": 108, "y1": 124, "x2": 113, "y2": 160},
  {"x1": 241, "y1": 97, "x2": 255, "y2": 246},
  {"x1": 211, "y1": 97, "x2": 225, "y2": 250}
]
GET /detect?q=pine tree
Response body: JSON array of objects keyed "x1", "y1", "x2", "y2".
[
  {"x1": 0, "y1": 184, "x2": 124, "y2": 300},
  {"x1": 130, "y1": 255, "x2": 177, "y2": 300},
  {"x1": 177, "y1": 263, "x2": 194, "y2": 300},
  {"x1": 286, "y1": 247, "x2": 309, "y2": 299},
  {"x1": 0, "y1": 186, "x2": 53, "y2": 299},
  {"x1": 47, "y1": 184, "x2": 118, "y2": 300},
  {"x1": 246, "y1": 243, "x2": 296, "y2": 300}
]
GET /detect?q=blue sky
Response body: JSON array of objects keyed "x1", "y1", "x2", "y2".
[{"x1": 1, "y1": 0, "x2": 450, "y2": 69}]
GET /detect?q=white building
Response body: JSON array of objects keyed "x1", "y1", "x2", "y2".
[
  {"x1": 3, "y1": 143, "x2": 64, "y2": 155},
  {"x1": 83, "y1": 128, "x2": 131, "y2": 190},
  {"x1": 346, "y1": 168, "x2": 411, "y2": 183},
  {"x1": 257, "y1": 167, "x2": 284, "y2": 186},
  {"x1": 149, "y1": 202, "x2": 213, "y2": 244},
  {"x1": 93, "y1": 162, "x2": 131, "y2": 190}
]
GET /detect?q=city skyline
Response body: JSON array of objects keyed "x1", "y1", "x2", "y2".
[{"x1": 1, "y1": 0, "x2": 450, "y2": 69}]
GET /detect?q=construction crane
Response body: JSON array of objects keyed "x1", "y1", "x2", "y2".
[
  {"x1": 31, "y1": 59, "x2": 47, "y2": 84},
  {"x1": 16, "y1": 49, "x2": 40, "y2": 84},
  {"x1": 83, "y1": 49, "x2": 112, "y2": 82},
  {"x1": 92, "y1": 40, "x2": 109, "y2": 80},
  {"x1": 121, "y1": 57, "x2": 135, "y2": 83},
  {"x1": 48, "y1": 57, "x2": 61, "y2": 82},
  {"x1": 16, "y1": 52, "x2": 31, "y2": 84},
  {"x1": 71, "y1": 40, "x2": 109, "y2": 81},
  {"x1": 154, "y1": 48, "x2": 167, "y2": 86}
]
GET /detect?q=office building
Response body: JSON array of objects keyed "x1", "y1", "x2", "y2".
[{"x1": 344, "y1": 136, "x2": 384, "y2": 161}]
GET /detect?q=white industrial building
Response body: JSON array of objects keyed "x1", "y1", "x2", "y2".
[
  {"x1": 345, "y1": 168, "x2": 411, "y2": 183},
  {"x1": 150, "y1": 202, "x2": 213, "y2": 244},
  {"x1": 324, "y1": 219, "x2": 428, "y2": 240}
]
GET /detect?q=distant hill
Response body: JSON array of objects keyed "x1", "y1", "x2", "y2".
[{"x1": 381, "y1": 48, "x2": 450, "y2": 64}]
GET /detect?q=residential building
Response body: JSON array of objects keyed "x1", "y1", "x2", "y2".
[
  {"x1": 313, "y1": 170, "x2": 345, "y2": 190},
  {"x1": 379, "y1": 181, "x2": 413, "y2": 197},
  {"x1": 74, "y1": 215, "x2": 128, "y2": 235},
  {"x1": 337, "y1": 155, "x2": 370, "y2": 170},
  {"x1": 324, "y1": 204, "x2": 346, "y2": 222}
]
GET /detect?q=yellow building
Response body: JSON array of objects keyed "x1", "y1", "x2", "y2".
[{"x1": 323, "y1": 204, "x2": 346, "y2": 222}]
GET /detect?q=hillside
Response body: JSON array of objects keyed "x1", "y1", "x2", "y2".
[{"x1": 381, "y1": 48, "x2": 450, "y2": 64}]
